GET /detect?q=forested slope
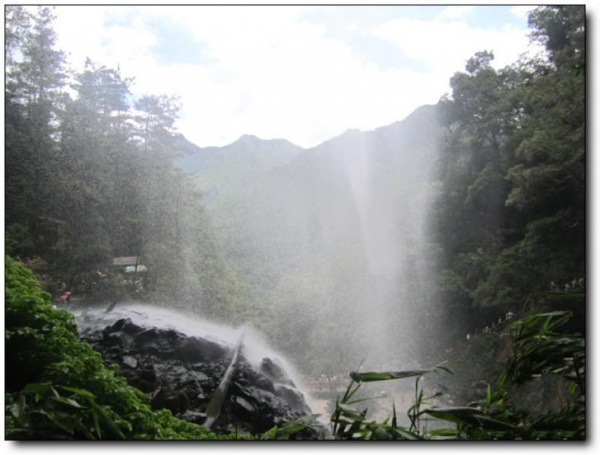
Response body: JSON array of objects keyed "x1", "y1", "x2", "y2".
[{"x1": 5, "y1": 6, "x2": 242, "y2": 320}]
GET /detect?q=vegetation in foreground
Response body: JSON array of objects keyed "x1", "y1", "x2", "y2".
[
  {"x1": 5, "y1": 256, "x2": 230, "y2": 440},
  {"x1": 328, "y1": 306, "x2": 584, "y2": 441},
  {"x1": 5, "y1": 256, "x2": 584, "y2": 440}
]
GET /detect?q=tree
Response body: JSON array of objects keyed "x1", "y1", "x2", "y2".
[
  {"x1": 528, "y1": 5, "x2": 585, "y2": 69},
  {"x1": 430, "y1": 5, "x2": 585, "y2": 334},
  {"x1": 7, "y1": 6, "x2": 68, "y2": 134},
  {"x1": 59, "y1": 60, "x2": 140, "y2": 260},
  {"x1": 5, "y1": 6, "x2": 69, "y2": 252},
  {"x1": 504, "y1": 5, "x2": 585, "y2": 286},
  {"x1": 5, "y1": 6, "x2": 32, "y2": 66}
]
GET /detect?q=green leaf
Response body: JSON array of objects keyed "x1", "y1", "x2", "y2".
[
  {"x1": 23, "y1": 382, "x2": 53, "y2": 397},
  {"x1": 58, "y1": 385, "x2": 96, "y2": 400},
  {"x1": 49, "y1": 396, "x2": 84, "y2": 409},
  {"x1": 391, "y1": 427, "x2": 423, "y2": 440},
  {"x1": 421, "y1": 407, "x2": 518, "y2": 431},
  {"x1": 35, "y1": 409, "x2": 76, "y2": 435},
  {"x1": 434, "y1": 365, "x2": 454, "y2": 375},
  {"x1": 336, "y1": 403, "x2": 366, "y2": 421},
  {"x1": 427, "y1": 427, "x2": 459, "y2": 438},
  {"x1": 88, "y1": 401, "x2": 125, "y2": 440},
  {"x1": 349, "y1": 369, "x2": 429, "y2": 382}
]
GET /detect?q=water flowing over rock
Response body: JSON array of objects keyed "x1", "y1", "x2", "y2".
[{"x1": 72, "y1": 303, "x2": 324, "y2": 438}]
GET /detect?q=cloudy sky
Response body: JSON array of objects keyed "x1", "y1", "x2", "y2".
[{"x1": 51, "y1": 3, "x2": 543, "y2": 149}]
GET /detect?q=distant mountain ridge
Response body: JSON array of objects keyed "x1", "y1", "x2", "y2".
[
  {"x1": 175, "y1": 133, "x2": 304, "y2": 204},
  {"x1": 173, "y1": 102, "x2": 442, "y2": 281},
  {"x1": 175, "y1": 104, "x2": 439, "y2": 201}
]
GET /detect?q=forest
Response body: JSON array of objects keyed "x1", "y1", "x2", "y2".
[{"x1": 5, "y1": 5, "x2": 585, "y2": 440}]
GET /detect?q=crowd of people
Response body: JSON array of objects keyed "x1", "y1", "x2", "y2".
[{"x1": 466, "y1": 310, "x2": 515, "y2": 341}]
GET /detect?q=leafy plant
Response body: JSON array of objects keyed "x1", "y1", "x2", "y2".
[
  {"x1": 259, "y1": 414, "x2": 324, "y2": 440},
  {"x1": 4, "y1": 256, "x2": 227, "y2": 440},
  {"x1": 329, "y1": 308, "x2": 585, "y2": 441},
  {"x1": 500, "y1": 310, "x2": 584, "y2": 388},
  {"x1": 6, "y1": 383, "x2": 126, "y2": 440},
  {"x1": 331, "y1": 365, "x2": 452, "y2": 440}
]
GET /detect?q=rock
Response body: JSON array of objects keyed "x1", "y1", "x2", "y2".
[
  {"x1": 180, "y1": 410, "x2": 206, "y2": 425},
  {"x1": 78, "y1": 315, "x2": 323, "y2": 438},
  {"x1": 151, "y1": 386, "x2": 190, "y2": 414},
  {"x1": 260, "y1": 357, "x2": 295, "y2": 387},
  {"x1": 234, "y1": 396, "x2": 255, "y2": 415},
  {"x1": 175, "y1": 336, "x2": 229, "y2": 363},
  {"x1": 122, "y1": 355, "x2": 138, "y2": 369},
  {"x1": 274, "y1": 384, "x2": 311, "y2": 415}
]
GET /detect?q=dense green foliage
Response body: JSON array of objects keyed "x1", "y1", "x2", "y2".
[
  {"x1": 430, "y1": 5, "x2": 585, "y2": 348},
  {"x1": 4, "y1": 256, "x2": 223, "y2": 440}
]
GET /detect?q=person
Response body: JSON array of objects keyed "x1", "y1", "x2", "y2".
[{"x1": 59, "y1": 291, "x2": 71, "y2": 302}]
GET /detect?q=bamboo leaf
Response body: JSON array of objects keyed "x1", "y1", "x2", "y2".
[
  {"x1": 88, "y1": 401, "x2": 125, "y2": 440},
  {"x1": 391, "y1": 427, "x2": 423, "y2": 440},
  {"x1": 427, "y1": 427, "x2": 459, "y2": 438},
  {"x1": 434, "y1": 365, "x2": 454, "y2": 375},
  {"x1": 336, "y1": 403, "x2": 366, "y2": 421},
  {"x1": 349, "y1": 369, "x2": 429, "y2": 382},
  {"x1": 421, "y1": 407, "x2": 518, "y2": 431},
  {"x1": 49, "y1": 396, "x2": 84, "y2": 409},
  {"x1": 58, "y1": 385, "x2": 96, "y2": 400}
]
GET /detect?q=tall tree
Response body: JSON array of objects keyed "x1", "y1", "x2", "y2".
[
  {"x1": 5, "y1": 6, "x2": 69, "y2": 253},
  {"x1": 503, "y1": 5, "x2": 585, "y2": 286},
  {"x1": 53, "y1": 60, "x2": 141, "y2": 281}
]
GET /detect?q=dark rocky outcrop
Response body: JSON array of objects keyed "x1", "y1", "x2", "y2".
[{"x1": 80, "y1": 315, "x2": 323, "y2": 438}]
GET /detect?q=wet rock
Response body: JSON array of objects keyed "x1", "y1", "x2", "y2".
[
  {"x1": 78, "y1": 315, "x2": 323, "y2": 438},
  {"x1": 122, "y1": 355, "x2": 138, "y2": 369},
  {"x1": 234, "y1": 396, "x2": 256, "y2": 415},
  {"x1": 151, "y1": 386, "x2": 190, "y2": 414},
  {"x1": 260, "y1": 357, "x2": 295, "y2": 387},
  {"x1": 180, "y1": 410, "x2": 206, "y2": 425},
  {"x1": 175, "y1": 337, "x2": 228, "y2": 363},
  {"x1": 274, "y1": 384, "x2": 311, "y2": 415},
  {"x1": 139, "y1": 364, "x2": 157, "y2": 382}
]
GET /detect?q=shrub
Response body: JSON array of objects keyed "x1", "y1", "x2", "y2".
[{"x1": 4, "y1": 256, "x2": 222, "y2": 440}]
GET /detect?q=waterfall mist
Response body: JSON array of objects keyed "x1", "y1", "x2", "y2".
[{"x1": 189, "y1": 105, "x2": 444, "y2": 377}]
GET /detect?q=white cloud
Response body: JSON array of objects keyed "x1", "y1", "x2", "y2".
[
  {"x1": 436, "y1": 5, "x2": 476, "y2": 21},
  {"x1": 510, "y1": 5, "x2": 537, "y2": 19},
  {"x1": 52, "y1": 5, "x2": 534, "y2": 149},
  {"x1": 375, "y1": 18, "x2": 531, "y2": 76}
]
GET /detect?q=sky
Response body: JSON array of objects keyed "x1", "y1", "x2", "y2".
[{"x1": 49, "y1": 2, "x2": 545, "y2": 149}]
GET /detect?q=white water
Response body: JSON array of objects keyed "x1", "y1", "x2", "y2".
[
  {"x1": 71, "y1": 301, "x2": 321, "y2": 415},
  {"x1": 339, "y1": 132, "x2": 440, "y2": 371}
]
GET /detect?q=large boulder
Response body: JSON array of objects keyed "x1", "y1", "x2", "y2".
[{"x1": 76, "y1": 306, "x2": 323, "y2": 438}]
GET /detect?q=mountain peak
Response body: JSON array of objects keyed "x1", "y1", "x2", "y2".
[
  {"x1": 233, "y1": 134, "x2": 302, "y2": 150},
  {"x1": 238, "y1": 134, "x2": 261, "y2": 142}
]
